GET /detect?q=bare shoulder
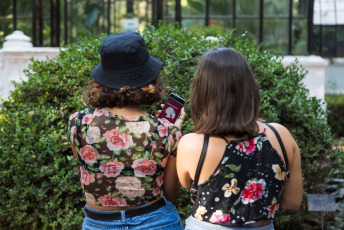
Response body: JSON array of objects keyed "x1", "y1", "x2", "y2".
[
  {"x1": 178, "y1": 133, "x2": 205, "y2": 156},
  {"x1": 266, "y1": 123, "x2": 295, "y2": 141}
]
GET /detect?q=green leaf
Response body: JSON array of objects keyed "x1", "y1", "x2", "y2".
[
  {"x1": 144, "y1": 176, "x2": 153, "y2": 182},
  {"x1": 99, "y1": 136, "x2": 106, "y2": 143},
  {"x1": 135, "y1": 146, "x2": 145, "y2": 151},
  {"x1": 131, "y1": 153, "x2": 141, "y2": 160},
  {"x1": 133, "y1": 133, "x2": 142, "y2": 139},
  {"x1": 227, "y1": 164, "x2": 241, "y2": 172},
  {"x1": 119, "y1": 126, "x2": 128, "y2": 133},
  {"x1": 123, "y1": 171, "x2": 134, "y2": 176},
  {"x1": 225, "y1": 173, "x2": 234, "y2": 178}
]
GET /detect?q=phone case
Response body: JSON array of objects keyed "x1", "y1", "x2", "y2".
[{"x1": 159, "y1": 94, "x2": 185, "y2": 123}]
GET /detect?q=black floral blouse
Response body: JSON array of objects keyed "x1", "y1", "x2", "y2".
[
  {"x1": 67, "y1": 108, "x2": 182, "y2": 207},
  {"x1": 191, "y1": 124, "x2": 289, "y2": 225}
]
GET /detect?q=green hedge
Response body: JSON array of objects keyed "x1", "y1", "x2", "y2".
[
  {"x1": 326, "y1": 95, "x2": 344, "y2": 138},
  {"x1": 0, "y1": 24, "x2": 339, "y2": 229}
]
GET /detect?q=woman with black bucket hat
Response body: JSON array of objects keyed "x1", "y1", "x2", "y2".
[{"x1": 67, "y1": 32, "x2": 185, "y2": 230}]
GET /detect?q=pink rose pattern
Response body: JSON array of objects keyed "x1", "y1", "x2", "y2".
[
  {"x1": 80, "y1": 145, "x2": 100, "y2": 165},
  {"x1": 67, "y1": 108, "x2": 182, "y2": 206},
  {"x1": 98, "y1": 193, "x2": 127, "y2": 206},
  {"x1": 158, "y1": 125, "x2": 168, "y2": 137},
  {"x1": 235, "y1": 137, "x2": 259, "y2": 154},
  {"x1": 209, "y1": 210, "x2": 231, "y2": 224},
  {"x1": 80, "y1": 167, "x2": 95, "y2": 189},
  {"x1": 190, "y1": 124, "x2": 288, "y2": 224},
  {"x1": 132, "y1": 159, "x2": 157, "y2": 177},
  {"x1": 105, "y1": 128, "x2": 133, "y2": 151},
  {"x1": 240, "y1": 179, "x2": 266, "y2": 204},
  {"x1": 99, "y1": 162, "x2": 124, "y2": 178}
]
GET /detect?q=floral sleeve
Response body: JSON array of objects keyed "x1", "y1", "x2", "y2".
[
  {"x1": 66, "y1": 112, "x2": 79, "y2": 146},
  {"x1": 166, "y1": 125, "x2": 183, "y2": 158}
]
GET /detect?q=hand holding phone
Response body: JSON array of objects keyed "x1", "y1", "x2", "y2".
[{"x1": 159, "y1": 93, "x2": 185, "y2": 124}]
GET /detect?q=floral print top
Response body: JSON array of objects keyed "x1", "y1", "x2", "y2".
[
  {"x1": 191, "y1": 124, "x2": 289, "y2": 225},
  {"x1": 67, "y1": 108, "x2": 182, "y2": 207}
]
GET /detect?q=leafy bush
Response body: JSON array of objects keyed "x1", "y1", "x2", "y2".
[
  {"x1": 326, "y1": 95, "x2": 344, "y2": 138},
  {"x1": 0, "y1": 24, "x2": 339, "y2": 229}
]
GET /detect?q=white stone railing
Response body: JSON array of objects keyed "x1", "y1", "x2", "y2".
[
  {"x1": 0, "y1": 32, "x2": 342, "y2": 101},
  {"x1": 0, "y1": 31, "x2": 60, "y2": 98}
]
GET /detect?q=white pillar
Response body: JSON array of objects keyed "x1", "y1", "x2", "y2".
[
  {"x1": 0, "y1": 30, "x2": 60, "y2": 98},
  {"x1": 281, "y1": 55, "x2": 329, "y2": 101}
]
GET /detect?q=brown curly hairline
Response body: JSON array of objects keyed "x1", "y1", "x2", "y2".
[{"x1": 87, "y1": 77, "x2": 164, "y2": 108}]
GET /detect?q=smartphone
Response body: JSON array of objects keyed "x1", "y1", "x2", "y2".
[{"x1": 159, "y1": 93, "x2": 185, "y2": 123}]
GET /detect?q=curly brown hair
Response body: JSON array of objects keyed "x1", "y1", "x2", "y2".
[{"x1": 87, "y1": 77, "x2": 164, "y2": 108}]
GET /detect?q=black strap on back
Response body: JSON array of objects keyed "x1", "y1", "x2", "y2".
[
  {"x1": 265, "y1": 123, "x2": 289, "y2": 170},
  {"x1": 190, "y1": 134, "x2": 209, "y2": 202}
]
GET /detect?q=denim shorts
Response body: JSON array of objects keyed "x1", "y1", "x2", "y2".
[
  {"x1": 184, "y1": 216, "x2": 275, "y2": 230},
  {"x1": 82, "y1": 196, "x2": 183, "y2": 230}
]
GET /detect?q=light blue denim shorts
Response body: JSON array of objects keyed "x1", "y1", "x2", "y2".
[
  {"x1": 82, "y1": 196, "x2": 183, "y2": 230},
  {"x1": 184, "y1": 216, "x2": 275, "y2": 230}
]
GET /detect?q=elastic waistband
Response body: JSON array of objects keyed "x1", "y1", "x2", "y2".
[{"x1": 85, "y1": 198, "x2": 166, "y2": 221}]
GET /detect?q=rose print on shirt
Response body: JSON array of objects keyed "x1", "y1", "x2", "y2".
[
  {"x1": 105, "y1": 127, "x2": 133, "y2": 151},
  {"x1": 235, "y1": 137, "x2": 259, "y2": 154},
  {"x1": 156, "y1": 173, "x2": 164, "y2": 186},
  {"x1": 98, "y1": 193, "x2": 127, "y2": 206},
  {"x1": 93, "y1": 108, "x2": 109, "y2": 117},
  {"x1": 84, "y1": 192, "x2": 96, "y2": 204},
  {"x1": 82, "y1": 114, "x2": 94, "y2": 125},
  {"x1": 267, "y1": 197, "x2": 280, "y2": 218},
  {"x1": 272, "y1": 164, "x2": 287, "y2": 181},
  {"x1": 161, "y1": 156, "x2": 168, "y2": 167},
  {"x1": 69, "y1": 112, "x2": 79, "y2": 121},
  {"x1": 222, "y1": 178, "x2": 240, "y2": 197},
  {"x1": 125, "y1": 121, "x2": 150, "y2": 134},
  {"x1": 80, "y1": 167, "x2": 95, "y2": 189},
  {"x1": 132, "y1": 159, "x2": 157, "y2": 177},
  {"x1": 99, "y1": 161, "x2": 124, "y2": 178},
  {"x1": 70, "y1": 126, "x2": 76, "y2": 144},
  {"x1": 152, "y1": 186, "x2": 161, "y2": 196},
  {"x1": 158, "y1": 125, "x2": 168, "y2": 137},
  {"x1": 115, "y1": 176, "x2": 145, "y2": 197},
  {"x1": 194, "y1": 206, "x2": 207, "y2": 221},
  {"x1": 86, "y1": 126, "x2": 101, "y2": 144},
  {"x1": 158, "y1": 118, "x2": 172, "y2": 127},
  {"x1": 209, "y1": 210, "x2": 231, "y2": 224},
  {"x1": 80, "y1": 145, "x2": 100, "y2": 165},
  {"x1": 240, "y1": 179, "x2": 266, "y2": 204}
]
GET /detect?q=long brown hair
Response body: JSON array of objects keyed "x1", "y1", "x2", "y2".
[{"x1": 190, "y1": 48, "x2": 260, "y2": 137}]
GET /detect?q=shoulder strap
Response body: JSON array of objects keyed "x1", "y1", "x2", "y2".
[
  {"x1": 265, "y1": 123, "x2": 289, "y2": 170},
  {"x1": 190, "y1": 134, "x2": 209, "y2": 200}
]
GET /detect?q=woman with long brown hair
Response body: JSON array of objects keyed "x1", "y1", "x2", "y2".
[{"x1": 177, "y1": 48, "x2": 302, "y2": 230}]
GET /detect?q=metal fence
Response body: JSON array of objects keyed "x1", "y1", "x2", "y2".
[{"x1": 1, "y1": 0, "x2": 344, "y2": 57}]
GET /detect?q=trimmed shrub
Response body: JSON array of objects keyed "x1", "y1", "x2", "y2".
[
  {"x1": 0, "y1": 24, "x2": 339, "y2": 229},
  {"x1": 326, "y1": 95, "x2": 344, "y2": 138}
]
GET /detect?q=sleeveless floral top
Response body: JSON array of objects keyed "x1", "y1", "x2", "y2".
[
  {"x1": 67, "y1": 108, "x2": 182, "y2": 207},
  {"x1": 191, "y1": 124, "x2": 289, "y2": 225}
]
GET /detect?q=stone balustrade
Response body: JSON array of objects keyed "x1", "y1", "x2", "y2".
[
  {"x1": 0, "y1": 30, "x2": 60, "y2": 99},
  {"x1": 0, "y1": 31, "x2": 343, "y2": 102}
]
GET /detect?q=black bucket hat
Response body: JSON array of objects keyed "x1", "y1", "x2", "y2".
[{"x1": 91, "y1": 32, "x2": 162, "y2": 89}]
